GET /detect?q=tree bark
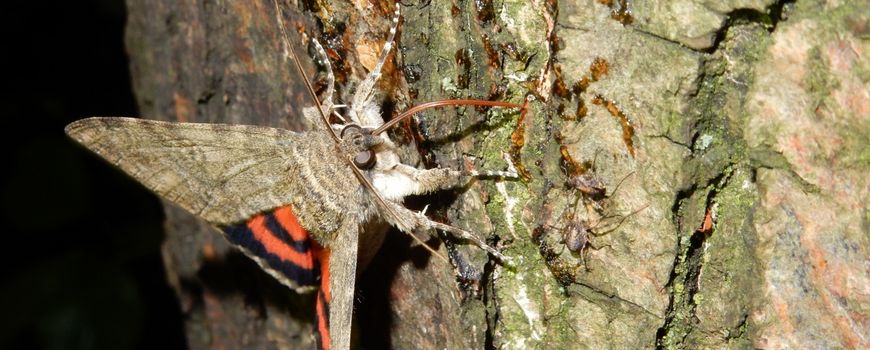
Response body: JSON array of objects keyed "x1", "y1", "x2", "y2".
[{"x1": 125, "y1": 0, "x2": 869, "y2": 349}]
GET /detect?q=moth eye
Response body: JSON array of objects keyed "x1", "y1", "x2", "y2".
[
  {"x1": 340, "y1": 124, "x2": 362, "y2": 138},
  {"x1": 354, "y1": 150, "x2": 376, "y2": 169}
]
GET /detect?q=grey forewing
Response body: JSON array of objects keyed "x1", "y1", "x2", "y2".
[{"x1": 65, "y1": 117, "x2": 367, "y2": 233}]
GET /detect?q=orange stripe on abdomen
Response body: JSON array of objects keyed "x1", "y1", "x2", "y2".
[{"x1": 247, "y1": 214, "x2": 315, "y2": 269}]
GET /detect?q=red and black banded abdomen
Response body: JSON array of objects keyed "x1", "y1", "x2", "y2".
[{"x1": 220, "y1": 206, "x2": 333, "y2": 349}]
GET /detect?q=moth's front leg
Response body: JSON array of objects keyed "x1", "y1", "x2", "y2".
[
  {"x1": 371, "y1": 163, "x2": 518, "y2": 200},
  {"x1": 381, "y1": 199, "x2": 511, "y2": 264},
  {"x1": 371, "y1": 164, "x2": 464, "y2": 199}
]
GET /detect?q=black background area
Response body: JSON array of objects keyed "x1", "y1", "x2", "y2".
[{"x1": 0, "y1": 1, "x2": 185, "y2": 349}]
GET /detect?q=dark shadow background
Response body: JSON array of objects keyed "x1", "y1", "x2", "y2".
[{"x1": 0, "y1": 1, "x2": 186, "y2": 349}]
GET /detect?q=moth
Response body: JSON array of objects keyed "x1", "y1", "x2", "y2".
[{"x1": 65, "y1": 2, "x2": 521, "y2": 350}]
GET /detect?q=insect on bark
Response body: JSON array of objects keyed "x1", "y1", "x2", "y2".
[
  {"x1": 553, "y1": 147, "x2": 645, "y2": 269},
  {"x1": 550, "y1": 193, "x2": 647, "y2": 271},
  {"x1": 65, "y1": 3, "x2": 522, "y2": 350}
]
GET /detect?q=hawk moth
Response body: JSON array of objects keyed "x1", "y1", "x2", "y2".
[{"x1": 65, "y1": 2, "x2": 520, "y2": 349}]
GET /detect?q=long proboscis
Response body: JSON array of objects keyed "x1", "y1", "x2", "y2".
[{"x1": 372, "y1": 99, "x2": 524, "y2": 136}]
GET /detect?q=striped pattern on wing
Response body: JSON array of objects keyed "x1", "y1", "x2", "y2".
[{"x1": 219, "y1": 206, "x2": 333, "y2": 349}]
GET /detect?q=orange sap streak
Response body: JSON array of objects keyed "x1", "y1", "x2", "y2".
[
  {"x1": 273, "y1": 206, "x2": 311, "y2": 242},
  {"x1": 247, "y1": 215, "x2": 315, "y2": 269}
]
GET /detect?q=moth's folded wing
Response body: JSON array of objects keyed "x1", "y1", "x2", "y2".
[
  {"x1": 66, "y1": 117, "x2": 302, "y2": 225},
  {"x1": 323, "y1": 224, "x2": 358, "y2": 350}
]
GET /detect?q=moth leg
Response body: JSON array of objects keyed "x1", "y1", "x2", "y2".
[
  {"x1": 462, "y1": 168, "x2": 519, "y2": 178},
  {"x1": 373, "y1": 161, "x2": 517, "y2": 200},
  {"x1": 379, "y1": 165, "x2": 466, "y2": 196},
  {"x1": 419, "y1": 213, "x2": 511, "y2": 264},
  {"x1": 324, "y1": 225, "x2": 359, "y2": 350},
  {"x1": 311, "y1": 39, "x2": 336, "y2": 116},
  {"x1": 381, "y1": 200, "x2": 511, "y2": 264},
  {"x1": 349, "y1": 3, "x2": 400, "y2": 124}
]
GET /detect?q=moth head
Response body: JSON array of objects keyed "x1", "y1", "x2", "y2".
[{"x1": 339, "y1": 124, "x2": 382, "y2": 169}]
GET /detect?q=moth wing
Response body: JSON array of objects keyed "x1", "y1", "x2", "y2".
[
  {"x1": 66, "y1": 117, "x2": 302, "y2": 225},
  {"x1": 220, "y1": 207, "x2": 322, "y2": 293},
  {"x1": 322, "y1": 224, "x2": 358, "y2": 350}
]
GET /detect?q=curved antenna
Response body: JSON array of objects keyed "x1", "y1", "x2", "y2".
[
  {"x1": 371, "y1": 99, "x2": 523, "y2": 135},
  {"x1": 272, "y1": 0, "x2": 340, "y2": 143}
]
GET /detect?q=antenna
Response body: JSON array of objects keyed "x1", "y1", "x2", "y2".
[{"x1": 272, "y1": 0, "x2": 340, "y2": 143}]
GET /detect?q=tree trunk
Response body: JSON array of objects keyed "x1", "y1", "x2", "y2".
[{"x1": 125, "y1": 0, "x2": 869, "y2": 348}]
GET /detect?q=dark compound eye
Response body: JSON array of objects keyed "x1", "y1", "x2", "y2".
[
  {"x1": 341, "y1": 124, "x2": 377, "y2": 169},
  {"x1": 354, "y1": 150, "x2": 376, "y2": 169},
  {"x1": 340, "y1": 124, "x2": 362, "y2": 138}
]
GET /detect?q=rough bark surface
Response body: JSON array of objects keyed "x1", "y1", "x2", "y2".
[{"x1": 125, "y1": 0, "x2": 869, "y2": 349}]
